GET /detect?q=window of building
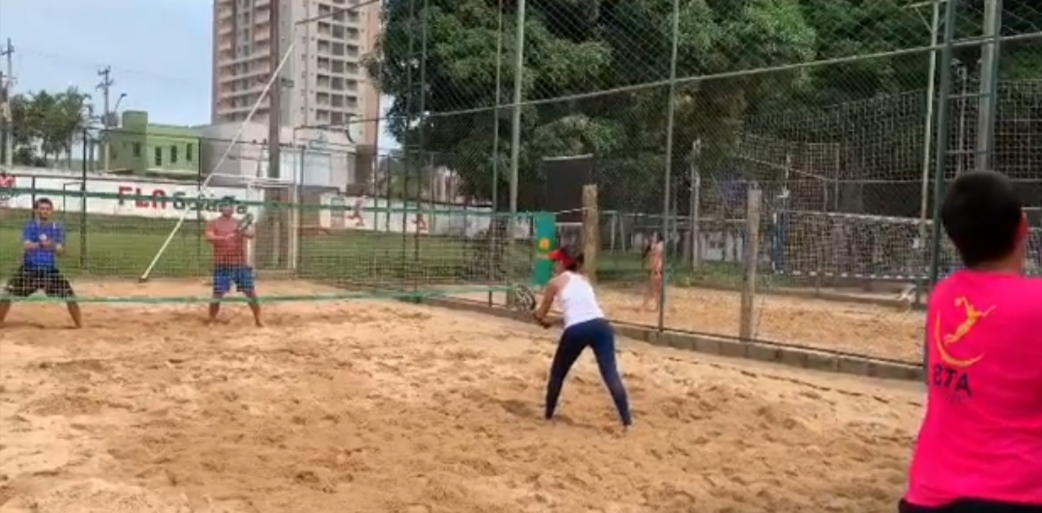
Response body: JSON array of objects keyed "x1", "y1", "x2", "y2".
[
  {"x1": 186, "y1": 143, "x2": 194, "y2": 162},
  {"x1": 132, "y1": 142, "x2": 142, "y2": 157},
  {"x1": 154, "y1": 146, "x2": 162, "y2": 166},
  {"x1": 170, "y1": 145, "x2": 178, "y2": 164}
]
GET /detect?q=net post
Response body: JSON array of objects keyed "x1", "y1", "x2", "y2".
[
  {"x1": 739, "y1": 187, "x2": 762, "y2": 341},
  {"x1": 138, "y1": 40, "x2": 297, "y2": 282},
  {"x1": 581, "y1": 184, "x2": 599, "y2": 284}
]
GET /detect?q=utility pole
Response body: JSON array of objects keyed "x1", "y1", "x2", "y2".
[
  {"x1": 266, "y1": 0, "x2": 284, "y2": 268},
  {"x1": 506, "y1": 0, "x2": 526, "y2": 253},
  {"x1": 267, "y1": 0, "x2": 281, "y2": 182},
  {"x1": 975, "y1": 0, "x2": 1001, "y2": 171},
  {"x1": 1, "y1": 38, "x2": 14, "y2": 171},
  {"x1": 97, "y1": 66, "x2": 114, "y2": 172}
]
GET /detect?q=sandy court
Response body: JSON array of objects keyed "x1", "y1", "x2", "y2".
[
  {"x1": 1, "y1": 280, "x2": 922, "y2": 512},
  {"x1": 594, "y1": 286, "x2": 926, "y2": 363}
]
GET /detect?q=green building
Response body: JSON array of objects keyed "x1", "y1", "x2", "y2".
[{"x1": 107, "y1": 110, "x2": 203, "y2": 179}]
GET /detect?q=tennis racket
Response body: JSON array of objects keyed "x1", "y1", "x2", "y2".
[
  {"x1": 508, "y1": 283, "x2": 537, "y2": 311},
  {"x1": 236, "y1": 213, "x2": 255, "y2": 232}
]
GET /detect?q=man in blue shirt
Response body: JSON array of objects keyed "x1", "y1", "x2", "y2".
[{"x1": 0, "y1": 198, "x2": 82, "y2": 328}]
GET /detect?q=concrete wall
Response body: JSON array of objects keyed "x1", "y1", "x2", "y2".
[{"x1": 199, "y1": 123, "x2": 354, "y2": 190}]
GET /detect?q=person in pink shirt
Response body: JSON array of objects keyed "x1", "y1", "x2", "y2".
[{"x1": 902, "y1": 171, "x2": 1042, "y2": 513}]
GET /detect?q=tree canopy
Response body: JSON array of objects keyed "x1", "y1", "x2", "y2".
[
  {"x1": 1, "y1": 87, "x2": 92, "y2": 168},
  {"x1": 368, "y1": 0, "x2": 1042, "y2": 212}
]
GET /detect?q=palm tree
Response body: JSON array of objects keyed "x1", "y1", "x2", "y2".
[{"x1": 7, "y1": 87, "x2": 90, "y2": 167}]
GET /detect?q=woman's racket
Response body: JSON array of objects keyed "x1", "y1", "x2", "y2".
[
  {"x1": 509, "y1": 283, "x2": 537, "y2": 311},
  {"x1": 509, "y1": 283, "x2": 554, "y2": 328}
]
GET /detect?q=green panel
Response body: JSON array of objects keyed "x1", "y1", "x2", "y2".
[{"x1": 531, "y1": 212, "x2": 555, "y2": 286}]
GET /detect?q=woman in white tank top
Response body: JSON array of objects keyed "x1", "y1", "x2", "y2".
[{"x1": 531, "y1": 246, "x2": 632, "y2": 428}]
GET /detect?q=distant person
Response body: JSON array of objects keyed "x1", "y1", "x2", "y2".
[
  {"x1": 0, "y1": 198, "x2": 83, "y2": 328},
  {"x1": 901, "y1": 171, "x2": 1042, "y2": 513},
  {"x1": 0, "y1": 170, "x2": 14, "y2": 209},
  {"x1": 640, "y1": 232, "x2": 664, "y2": 312}
]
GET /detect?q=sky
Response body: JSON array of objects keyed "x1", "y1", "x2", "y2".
[{"x1": 0, "y1": 0, "x2": 397, "y2": 149}]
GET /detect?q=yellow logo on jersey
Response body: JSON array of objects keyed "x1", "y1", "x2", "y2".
[{"x1": 933, "y1": 296, "x2": 991, "y2": 368}]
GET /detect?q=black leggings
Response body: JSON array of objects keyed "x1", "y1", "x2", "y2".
[
  {"x1": 899, "y1": 498, "x2": 1042, "y2": 513},
  {"x1": 544, "y1": 318, "x2": 632, "y2": 426}
]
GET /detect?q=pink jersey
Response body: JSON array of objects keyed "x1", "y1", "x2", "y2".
[
  {"x1": 209, "y1": 217, "x2": 246, "y2": 267},
  {"x1": 905, "y1": 271, "x2": 1042, "y2": 506}
]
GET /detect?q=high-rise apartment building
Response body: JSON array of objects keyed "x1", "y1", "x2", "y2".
[{"x1": 211, "y1": 0, "x2": 381, "y2": 152}]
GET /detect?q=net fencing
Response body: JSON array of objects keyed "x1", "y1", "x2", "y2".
[
  {"x1": 358, "y1": 0, "x2": 1042, "y2": 367},
  {"x1": 3, "y1": 0, "x2": 1041, "y2": 365},
  {"x1": 0, "y1": 173, "x2": 537, "y2": 303}
]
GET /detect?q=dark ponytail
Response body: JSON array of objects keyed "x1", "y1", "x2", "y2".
[{"x1": 560, "y1": 245, "x2": 584, "y2": 272}]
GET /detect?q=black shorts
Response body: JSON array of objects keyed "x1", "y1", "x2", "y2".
[
  {"x1": 899, "y1": 498, "x2": 1041, "y2": 513},
  {"x1": 3, "y1": 266, "x2": 75, "y2": 298}
]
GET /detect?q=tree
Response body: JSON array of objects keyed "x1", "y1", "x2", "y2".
[
  {"x1": 368, "y1": 0, "x2": 1042, "y2": 211},
  {"x1": 375, "y1": 149, "x2": 441, "y2": 200},
  {"x1": 2, "y1": 87, "x2": 91, "y2": 168}
]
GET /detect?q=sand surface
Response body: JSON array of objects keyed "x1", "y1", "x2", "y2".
[
  {"x1": 451, "y1": 285, "x2": 926, "y2": 363},
  {"x1": 597, "y1": 286, "x2": 925, "y2": 363},
  {"x1": 1, "y1": 281, "x2": 923, "y2": 513}
]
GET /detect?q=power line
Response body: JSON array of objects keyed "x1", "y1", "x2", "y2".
[{"x1": 18, "y1": 47, "x2": 206, "y2": 88}]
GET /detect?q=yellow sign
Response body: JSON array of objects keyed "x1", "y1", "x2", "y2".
[
  {"x1": 933, "y1": 296, "x2": 991, "y2": 368},
  {"x1": 538, "y1": 238, "x2": 550, "y2": 251}
]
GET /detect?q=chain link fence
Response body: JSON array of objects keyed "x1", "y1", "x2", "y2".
[{"x1": 361, "y1": 0, "x2": 1042, "y2": 364}]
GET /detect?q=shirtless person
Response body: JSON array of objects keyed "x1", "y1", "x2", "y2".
[
  {"x1": 640, "y1": 232, "x2": 664, "y2": 312},
  {"x1": 205, "y1": 198, "x2": 262, "y2": 326}
]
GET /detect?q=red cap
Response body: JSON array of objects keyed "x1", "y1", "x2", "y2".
[{"x1": 549, "y1": 249, "x2": 573, "y2": 266}]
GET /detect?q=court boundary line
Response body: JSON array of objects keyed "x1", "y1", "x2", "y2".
[{"x1": 416, "y1": 296, "x2": 925, "y2": 382}]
